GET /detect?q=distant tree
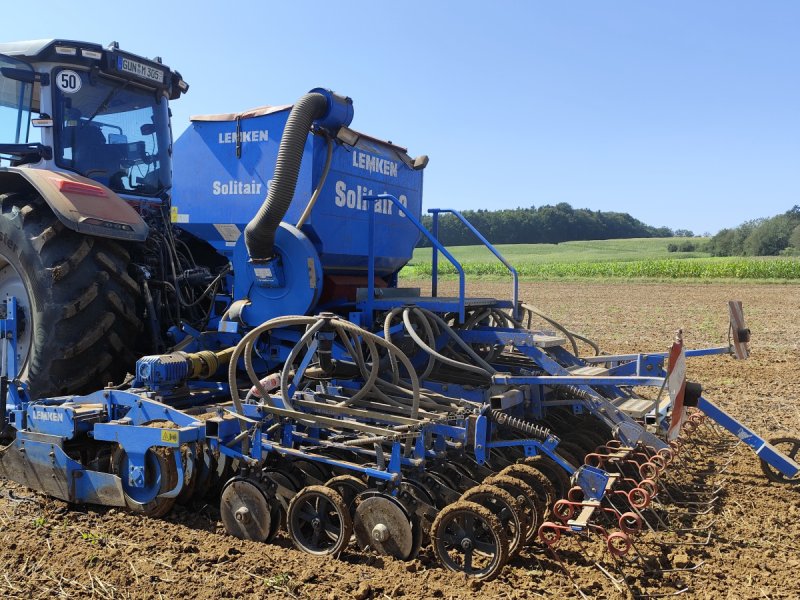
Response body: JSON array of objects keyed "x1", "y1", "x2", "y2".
[
  {"x1": 743, "y1": 215, "x2": 796, "y2": 256},
  {"x1": 652, "y1": 226, "x2": 674, "y2": 237},
  {"x1": 674, "y1": 229, "x2": 694, "y2": 237},
  {"x1": 790, "y1": 224, "x2": 800, "y2": 249},
  {"x1": 706, "y1": 208, "x2": 800, "y2": 257},
  {"x1": 418, "y1": 203, "x2": 684, "y2": 247}
]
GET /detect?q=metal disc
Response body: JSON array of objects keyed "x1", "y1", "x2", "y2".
[
  {"x1": 398, "y1": 480, "x2": 435, "y2": 533},
  {"x1": 354, "y1": 493, "x2": 415, "y2": 560},
  {"x1": 220, "y1": 478, "x2": 273, "y2": 541}
]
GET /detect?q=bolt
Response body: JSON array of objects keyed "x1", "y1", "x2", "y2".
[
  {"x1": 234, "y1": 507, "x2": 250, "y2": 523},
  {"x1": 372, "y1": 523, "x2": 389, "y2": 543}
]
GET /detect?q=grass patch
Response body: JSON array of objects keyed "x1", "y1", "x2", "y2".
[
  {"x1": 411, "y1": 237, "x2": 710, "y2": 266},
  {"x1": 405, "y1": 238, "x2": 800, "y2": 280}
]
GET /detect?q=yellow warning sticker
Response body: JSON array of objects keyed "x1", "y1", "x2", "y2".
[
  {"x1": 161, "y1": 430, "x2": 179, "y2": 444},
  {"x1": 170, "y1": 207, "x2": 190, "y2": 223}
]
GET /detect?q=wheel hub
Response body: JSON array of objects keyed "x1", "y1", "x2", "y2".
[
  {"x1": 354, "y1": 492, "x2": 417, "y2": 560},
  {"x1": 234, "y1": 507, "x2": 251, "y2": 523},
  {"x1": 372, "y1": 523, "x2": 389, "y2": 543},
  {"x1": 220, "y1": 479, "x2": 274, "y2": 542},
  {"x1": 0, "y1": 261, "x2": 33, "y2": 376}
]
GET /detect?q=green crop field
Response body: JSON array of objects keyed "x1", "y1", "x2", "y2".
[{"x1": 403, "y1": 237, "x2": 800, "y2": 280}]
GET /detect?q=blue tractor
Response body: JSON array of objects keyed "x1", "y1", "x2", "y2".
[{"x1": 0, "y1": 39, "x2": 797, "y2": 581}]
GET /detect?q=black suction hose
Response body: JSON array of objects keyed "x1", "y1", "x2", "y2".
[{"x1": 244, "y1": 92, "x2": 329, "y2": 261}]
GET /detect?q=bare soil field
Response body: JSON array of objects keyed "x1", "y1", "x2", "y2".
[{"x1": 0, "y1": 281, "x2": 798, "y2": 599}]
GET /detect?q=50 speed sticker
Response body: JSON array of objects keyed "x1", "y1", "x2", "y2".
[{"x1": 56, "y1": 70, "x2": 82, "y2": 94}]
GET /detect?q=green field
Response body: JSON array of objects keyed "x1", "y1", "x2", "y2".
[{"x1": 403, "y1": 237, "x2": 800, "y2": 280}]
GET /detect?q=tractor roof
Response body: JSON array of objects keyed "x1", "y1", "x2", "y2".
[{"x1": 0, "y1": 39, "x2": 188, "y2": 99}]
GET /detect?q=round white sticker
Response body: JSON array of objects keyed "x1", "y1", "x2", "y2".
[{"x1": 56, "y1": 70, "x2": 82, "y2": 94}]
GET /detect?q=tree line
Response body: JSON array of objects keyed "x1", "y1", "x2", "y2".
[
  {"x1": 418, "y1": 202, "x2": 675, "y2": 246},
  {"x1": 705, "y1": 206, "x2": 800, "y2": 256}
]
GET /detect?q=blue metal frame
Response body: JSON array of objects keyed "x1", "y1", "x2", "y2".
[
  {"x1": 429, "y1": 208, "x2": 519, "y2": 320},
  {"x1": 698, "y1": 396, "x2": 800, "y2": 478},
  {"x1": 363, "y1": 193, "x2": 466, "y2": 324}
]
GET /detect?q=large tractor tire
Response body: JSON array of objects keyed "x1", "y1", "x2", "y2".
[{"x1": 0, "y1": 191, "x2": 143, "y2": 399}]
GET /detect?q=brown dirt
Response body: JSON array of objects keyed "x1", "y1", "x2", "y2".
[{"x1": 1, "y1": 280, "x2": 799, "y2": 599}]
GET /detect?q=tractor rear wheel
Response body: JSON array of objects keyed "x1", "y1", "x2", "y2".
[{"x1": 0, "y1": 191, "x2": 143, "y2": 399}]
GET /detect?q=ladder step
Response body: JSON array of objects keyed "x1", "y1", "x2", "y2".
[
  {"x1": 568, "y1": 502, "x2": 600, "y2": 528},
  {"x1": 531, "y1": 333, "x2": 567, "y2": 348},
  {"x1": 568, "y1": 365, "x2": 610, "y2": 376}
]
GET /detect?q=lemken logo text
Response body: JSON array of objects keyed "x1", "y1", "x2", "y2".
[
  {"x1": 352, "y1": 151, "x2": 398, "y2": 178},
  {"x1": 218, "y1": 130, "x2": 269, "y2": 144},
  {"x1": 32, "y1": 409, "x2": 64, "y2": 422}
]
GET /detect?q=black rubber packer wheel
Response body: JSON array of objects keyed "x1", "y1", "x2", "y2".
[{"x1": 0, "y1": 191, "x2": 143, "y2": 398}]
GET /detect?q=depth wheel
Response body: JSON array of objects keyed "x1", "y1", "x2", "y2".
[
  {"x1": 760, "y1": 436, "x2": 800, "y2": 484},
  {"x1": 430, "y1": 500, "x2": 508, "y2": 581},
  {"x1": 287, "y1": 485, "x2": 352, "y2": 556},
  {"x1": 460, "y1": 484, "x2": 524, "y2": 558}
]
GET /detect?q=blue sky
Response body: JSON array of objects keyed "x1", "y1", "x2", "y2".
[{"x1": 5, "y1": 1, "x2": 798, "y2": 233}]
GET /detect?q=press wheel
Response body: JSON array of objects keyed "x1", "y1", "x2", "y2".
[
  {"x1": 501, "y1": 463, "x2": 556, "y2": 516},
  {"x1": 287, "y1": 485, "x2": 352, "y2": 556},
  {"x1": 430, "y1": 500, "x2": 508, "y2": 581},
  {"x1": 522, "y1": 455, "x2": 572, "y2": 499},
  {"x1": 325, "y1": 475, "x2": 368, "y2": 519},
  {"x1": 460, "y1": 484, "x2": 524, "y2": 558},
  {"x1": 484, "y1": 474, "x2": 540, "y2": 544}
]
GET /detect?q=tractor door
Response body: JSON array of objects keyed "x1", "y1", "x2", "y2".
[{"x1": 0, "y1": 54, "x2": 35, "y2": 162}]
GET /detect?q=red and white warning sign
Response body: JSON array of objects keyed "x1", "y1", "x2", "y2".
[{"x1": 667, "y1": 330, "x2": 687, "y2": 441}]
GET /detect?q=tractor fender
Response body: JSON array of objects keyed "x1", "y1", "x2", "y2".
[{"x1": 0, "y1": 167, "x2": 148, "y2": 242}]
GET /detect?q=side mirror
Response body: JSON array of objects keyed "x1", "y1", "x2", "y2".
[{"x1": 0, "y1": 67, "x2": 35, "y2": 83}]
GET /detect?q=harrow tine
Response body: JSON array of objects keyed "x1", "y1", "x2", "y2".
[
  {"x1": 634, "y1": 587, "x2": 692, "y2": 598},
  {"x1": 646, "y1": 560, "x2": 707, "y2": 575},
  {"x1": 593, "y1": 560, "x2": 628, "y2": 594},
  {"x1": 667, "y1": 494, "x2": 720, "y2": 508},
  {"x1": 544, "y1": 545, "x2": 591, "y2": 600},
  {"x1": 667, "y1": 529, "x2": 713, "y2": 546}
]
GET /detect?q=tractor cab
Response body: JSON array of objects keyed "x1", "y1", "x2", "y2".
[{"x1": 0, "y1": 39, "x2": 188, "y2": 198}]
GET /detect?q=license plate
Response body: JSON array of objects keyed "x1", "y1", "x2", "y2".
[{"x1": 117, "y1": 56, "x2": 164, "y2": 84}]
